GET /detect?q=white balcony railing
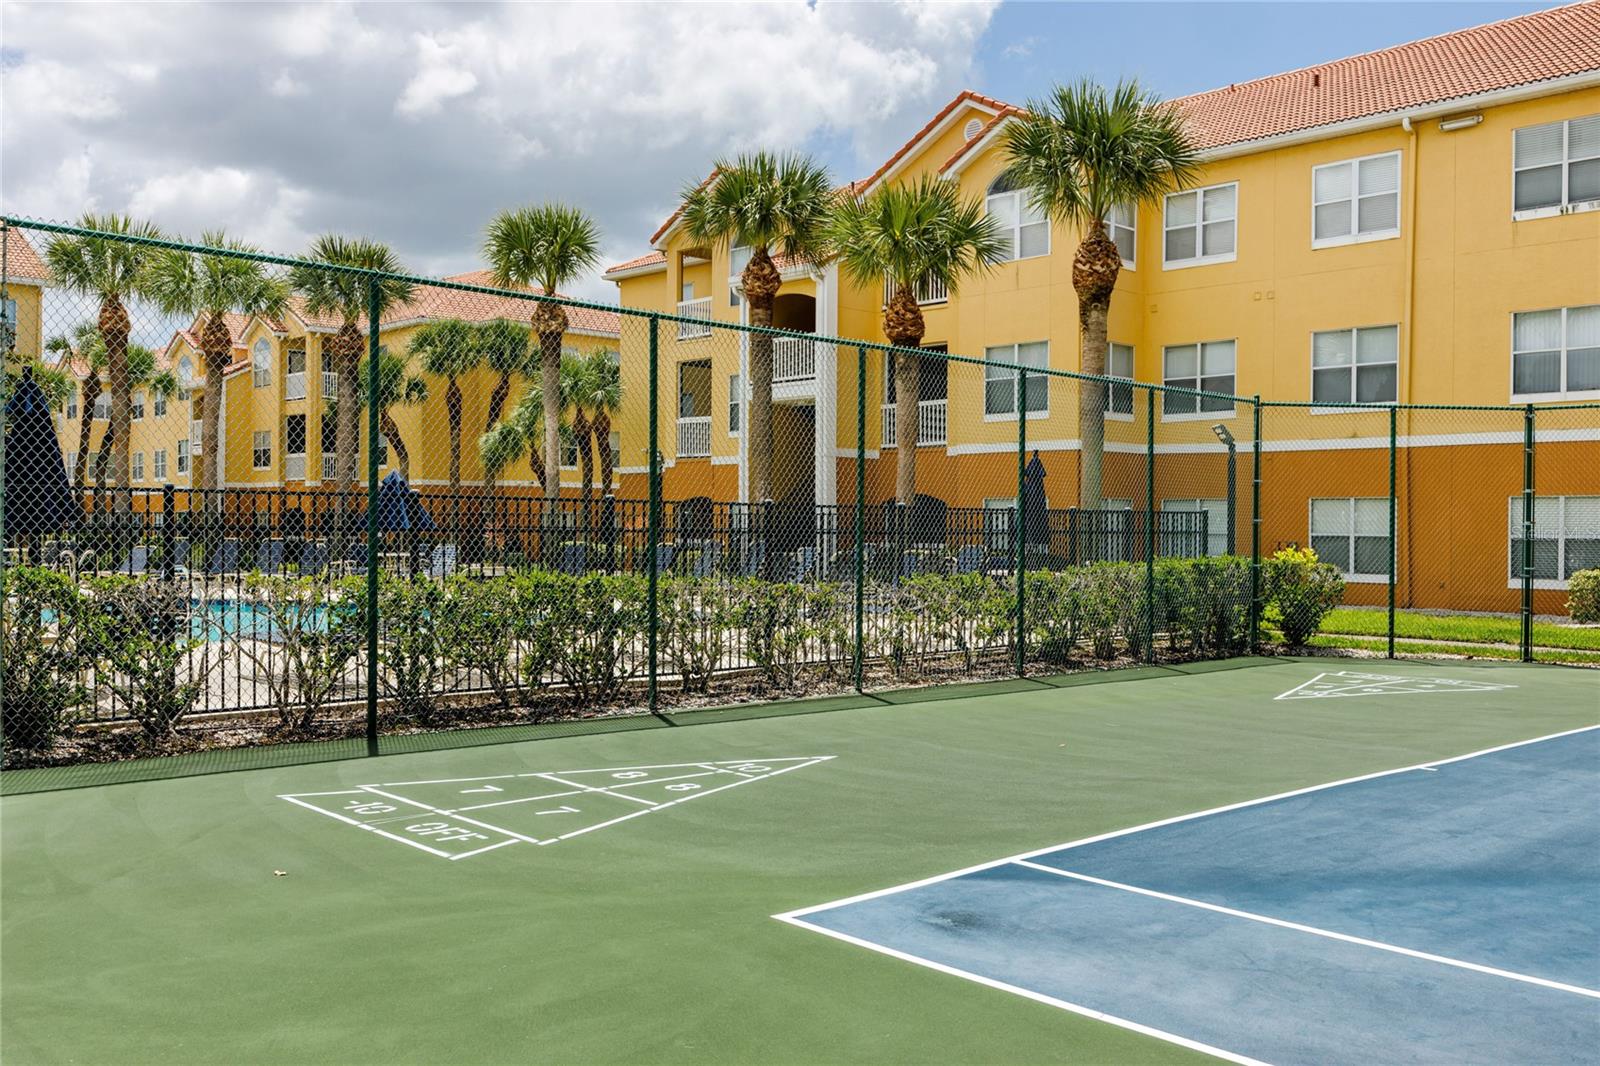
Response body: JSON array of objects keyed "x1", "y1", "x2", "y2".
[
  {"x1": 677, "y1": 415, "x2": 711, "y2": 458},
  {"x1": 322, "y1": 371, "x2": 339, "y2": 397},
  {"x1": 881, "y1": 399, "x2": 948, "y2": 447},
  {"x1": 286, "y1": 371, "x2": 307, "y2": 401},
  {"x1": 285, "y1": 454, "x2": 307, "y2": 481},
  {"x1": 677, "y1": 297, "x2": 713, "y2": 340},
  {"x1": 321, "y1": 453, "x2": 337, "y2": 479},
  {"x1": 773, "y1": 335, "x2": 816, "y2": 383},
  {"x1": 190, "y1": 419, "x2": 203, "y2": 455},
  {"x1": 882, "y1": 273, "x2": 949, "y2": 306}
]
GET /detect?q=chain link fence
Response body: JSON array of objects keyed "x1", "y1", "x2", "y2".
[{"x1": 4, "y1": 217, "x2": 1597, "y2": 780}]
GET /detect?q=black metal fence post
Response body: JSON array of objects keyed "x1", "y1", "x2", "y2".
[
  {"x1": 1249, "y1": 397, "x2": 1262, "y2": 653},
  {"x1": 1143, "y1": 386, "x2": 1156, "y2": 663},
  {"x1": 1388, "y1": 405, "x2": 1398, "y2": 658},
  {"x1": 647, "y1": 314, "x2": 662, "y2": 715}
]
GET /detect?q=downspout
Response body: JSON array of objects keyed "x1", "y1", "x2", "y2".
[{"x1": 1399, "y1": 116, "x2": 1420, "y2": 609}]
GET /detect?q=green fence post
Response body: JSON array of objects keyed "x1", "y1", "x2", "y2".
[
  {"x1": 647, "y1": 314, "x2": 663, "y2": 716},
  {"x1": 365, "y1": 274, "x2": 381, "y2": 756},
  {"x1": 1014, "y1": 367, "x2": 1028, "y2": 678},
  {"x1": 854, "y1": 346, "x2": 867, "y2": 693},
  {"x1": 1144, "y1": 386, "x2": 1156, "y2": 663},
  {"x1": 1250, "y1": 397, "x2": 1262, "y2": 652},
  {"x1": 1522, "y1": 404, "x2": 1535, "y2": 662},
  {"x1": 1388, "y1": 404, "x2": 1397, "y2": 659}
]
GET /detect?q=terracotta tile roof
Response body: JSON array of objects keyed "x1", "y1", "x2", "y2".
[
  {"x1": 2, "y1": 228, "x2": 52, "y2": 284},
  {"x1": 855, "y1": 89, "x2": 1010, "y2": 193},
  {"x1": 1175, "y1": 0, "x2": 1600, "y2": 150},
  {"x1": 934, "y1": 105, "x2": 1024, "y2": 177},
  {"x1": 603, "y1": 251, "x2": 669, "y2": 277},
  {"x1": 378, "y1": 270, "x2": 621, "y2": 337}
]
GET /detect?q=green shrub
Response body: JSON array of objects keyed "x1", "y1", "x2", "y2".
[
  {"x1": 1265, "y1": 546, "x2": 1345, "y2": 645},
  {"x1": 548, "y1": 573, "x2": 648, "y2": 703},
  {"x1": 85, "y1": 575, "x2": 213, "y2": 739},
  {"x1": 229, "y1": 573, "x2": 362, "y2": 733},
  {"x1": 1569, "y1": 569, "x2": 1600, "y2": 624},
  {"x1": 660, "y1": 576, "x2": 737, "y2": 693},
  {"x1": 365, "y1": 573, "x2": 449, "y2": 725},
  {"x1": 734, "y1": 579, "x2": 812, "y2": 690},
  {"x1": 1079, "y1": 563, "x2": 1145, "y2": 659},
  {"x1": 1, "y1": 566, "x2": 91, "y2": 752},
  {"x1": 1157, "y1": 556, "x2": 1252, "y2": 656},
  {"x1": 438, "y1": 572, "x2": 556, "y2": 713}
]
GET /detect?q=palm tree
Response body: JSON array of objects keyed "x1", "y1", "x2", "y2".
[
  {"x1": 679, "y1": 152, "x2": 833, "y2": 504},
  {"x1": 288, "y1": 237, "x2": 413, "y2": 499},
  {"x1": 828, "y1": 174, "x2": 1008, "y2": 503},
  {"x1": 477, "y1": 378, "x2": 566, "y2": 548},
  {"x1": 409, "y1": 318, "x2": 479, "y2": 495},
  {"x1": 90, "y1": 344, "x2": 165, "y2": 501},
  {"x1": 43, "y1": 213, "x2": 165, "y2": 509},
  {"x1": 475, "y1": 318, "x2": 534, "y2": 435},
  {"x1": 351, "y1": 347, "x2": 428, "y2": 481},
  {"x1": 1001, "y1": 79, "x2": 1199, "y2": 509},
  {"x1": 146, "y1": 231, "x2": 290, "y2": 504},
  {"x1": 45, "y1": 323, "x2": 106, "y2": 489},
  {"x1": 570, "y1": 347, "x2": 622, "y2": 501},
  {"x1": 560, "y1": 350, "x2": 595, "y2": 507},
  {"x1": 482, "y1": 205, "x2": 601, "y2": 504}
]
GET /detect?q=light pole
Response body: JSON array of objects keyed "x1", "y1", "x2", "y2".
[{"x1": 1212, "y1": 423, "x2": 1236, "y2": 556}]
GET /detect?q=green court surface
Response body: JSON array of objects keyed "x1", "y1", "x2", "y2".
[{"x1": 2, "y1": 657, "x2": 1595, "y2": 1065}]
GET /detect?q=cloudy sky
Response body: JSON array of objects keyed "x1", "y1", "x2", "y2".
[{"x1": 1, "y1": 1, "x2": 1555, "y2": 300}]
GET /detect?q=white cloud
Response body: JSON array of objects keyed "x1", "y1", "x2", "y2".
[
  {"x1": 128, "y1": 167, "x2": 314, "y2": 253},
  {"x1": 268, "y1": 69, "x2": 308, "y2": 98}
]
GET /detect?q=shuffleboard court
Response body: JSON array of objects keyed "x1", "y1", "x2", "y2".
[{"x1": 3, "y1": 657, "x2": 1596, "y2": 1065}]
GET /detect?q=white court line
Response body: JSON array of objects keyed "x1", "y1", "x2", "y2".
[
  {"x1": 1012, "y1": 861, "x2": 1600, "y2": 1000},
  {"x1": 453, "y1": 788, "x2": 587, "y2": 812},
  {"x1": 533, "y1": 773, "x2": 661, "y2": 807},
  {"x1": 771, "y1": 914, "x2": 1267, "y2": 1066},
  {"x1": 279, "y1": 795, "x2": 454, "y2": 859},
  {"x1": 449, "y1": 839, "x2": 523, "y2": 861},
  {"x1": 356, "y1": 786, "x2": 548, "y2": 844},
  {"x1": 542, "y1": 757, "x2": 828, "y2": 776},
  {"x1": 775, "y1": 724, "x2": 1600, "y2": 921}
]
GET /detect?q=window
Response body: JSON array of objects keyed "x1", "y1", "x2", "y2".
[
  {"x1": 1164, "y1": 182, "x2": 1237, "y2": 266},
  {"x1": 1511, "y1": 305, "x2": 1600, "y2": 399},
  {"x1": 132, "y1": 452, "x2": 145, "y2": 481},
  {"x1": 729, "y1": 373, "x2": 742, "y2": 435},
  {"x1": 286, "y1": 414, "x2": 307, "y2": 456},
  {"x1": 983, "y1": 498, "x2": 1018, "y2": 553},
  {"x1": 1312, "y1": 326, "x2": 1398, "y2": 404},
  {"x1": 1310, "y1": 498, "x2": 1390, "y2": 580},
  {"x1": 1510, "y1": 496, "x2": 1600, "y2": 586},
  {"x1": 285, "y1": 344, "x2": 307, "y2": 400},
  {"x1": 65, "y1": 387, "x2": 78, "y2": 419},
  {"x1": 1312, "y1": 152, "x2": 1401, "y2": 245},
  {"x1": 154, "y1": 391, "x2": 167, "y2": 417},
  {"x1": 321, "y1": 412, "x2": 338, "y2": 463},
  {"x1": 609, "y1": 431, "x2": 620, "y2": 468},
  {"x1": 1162, "y1": 341, "x2": 1235, "y2": 417},
  {"x1": 1163, "y1": 499, "x2": 1229, "y2": 557},
  {"x1": 132, "y1": 390, "x2": 146, "y2": 421},
  {"x1": 376, "y1": 433, "x2": 389, "y2": 468},
  {"x1": 728, "y1": 244, "x2": 751, "y2": 306},
  {"x1": 92, "y1": 391, "x2": 109, "y2": 420},
  {"x1": 176, "y1": 357, "x2": 194, "y2": 400},
  {"x1": 562, "y1": 440, "x2": 579, "y2": 468},
  {"x1": 65, "y1": 452, "x2": 77, "y2": 474},
  {"x1": 176, "y1": 439, "x2": 190, "y2": 475},
  {"x1": 153, "y1": 449, "x2": 167, "y2": 480},
  {"x1": 983, "y1": 341, "x2": 1048, "y2": 417},
  {"x1": 986, "y1": 173, "x2": 1049, "y2": 261},
  {"x1": 252, "y1": 338, "x2": 272, "y2": 387},
  {"x1": 1107, "y1": 342, "x2": 1135, "y2": 417},
  {"x1": 681, "y1": 282, "x2": 695, "y2": 302},
  {"x1": 1104, "y1": 203, "x2": 1136, "y2": 268},
  {"x1": 253, "y1": 430, "x2": 272, "y2": 469},
  {"x1": 1513, "y1": 115, "x2": 1600, "y2": 214},
  {"x1": 1, "y1": 297, "x2": 15, "y2": 334}
]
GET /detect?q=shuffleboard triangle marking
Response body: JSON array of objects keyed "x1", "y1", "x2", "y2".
[{"x1": 1275, "y1": 670, "x2": 1515, "y2": 701}]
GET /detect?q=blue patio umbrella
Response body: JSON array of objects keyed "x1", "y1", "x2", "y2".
[
  {"x1": 3, "y1": 367, "x2": 79, "y2": 537},
  {"x1": 349, "y1": 470, "x2": 437, "y2": 533}
]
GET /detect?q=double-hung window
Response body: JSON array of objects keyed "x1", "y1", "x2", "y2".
[
  {"x1": 1310, "y1": 498, "x2": 1390, "y2": 580},
  {"x1": 1162, "y1": 340, "x2": 1235, "y2": 417},
  {"x1": 1312, "y1": 326, "x2": 1398, "y2": 404},
  {"x1": 983, "y1": 342, "x2": 1048, "y2": 417},
  {"x1": 1513, "y1": 115, "x2": 1600, "y2": 215},
  {"x1": 1104, "y1": 203, "x2": 1136, "y2": 268},
  {"x1": 131, "y1": 390, "x2": 146, "y2": 421},
  {"x1": 252, "y1": 339, "x2": 272, "y2": 388},
  {"x1": 1312, "y1": 152, "x2": 1400, "y2": 246},
  {"x1": 1106, "y1": 342, "x2": 1135, "y2": 418},
  {"x1": 154, "y1": 391, "x2": 167, "y2": 417},
  {"x1": 1164, "y1": 183, "x2": 1236, "y2": 267},
  {"x1": 176, "y1": 439, "x2": 190, "y2": 475},
  {"x1": 1509, "y1": 496, "x2": 1600, "y2": 586},
  {"x1": 728, "y1": 373, "x2": 742, "y2": 436},
  {"x1": 987, "y1": 174, "x2": 1049, "y2": 260},
  {"x1": 153, "y1": 449, "x2": 167, "y2": 480},
  {"x1": 1511, "y1": 305, "x2": 1600, "y2": 399},
  {"x1": 132, "y1": 452, "x2": 145, "y2": 481},
  {"x1": 252, "y1": 430, "x2": 272, "y2": 470}
]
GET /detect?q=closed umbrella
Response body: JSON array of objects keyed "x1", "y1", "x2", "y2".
[
  {"x1": 1022, "y1": 450, "x2": 1049, "y2": 549},
  {"x1": 349, "y1": 470, "x2": 437, "y2": 533},
  {"x1": 3, "y1": 366, "x2": 79, "y2": 545}
]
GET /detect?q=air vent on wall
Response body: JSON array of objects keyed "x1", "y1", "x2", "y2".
[{"x1": 963, "y1": 118, "x2": 983, "y2": 141}]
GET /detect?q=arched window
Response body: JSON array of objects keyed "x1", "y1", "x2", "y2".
[
  {"x1": 252, "y1": 338, "x2": 273, "y2": 388},
  {"x1": 177, "y1": 357, "x2": 195, "y2": 400},
  {"x1": 986, "y1": 172, "x2": 1049, "y2": 261}
]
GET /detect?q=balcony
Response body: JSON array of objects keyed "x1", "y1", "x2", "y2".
[
  {"x1": 677, "y1": 297, "x2": 713, "y2": 340},
  {"x1": 286, "y1": 371, "x2": 307, "y2": 401},
  {"x1": 322, "y1": 371, "x2": 339, "y2": 397},
  {"x1": 190, "y1": 419, "x2": 203, "y2": 455},
  {"x1": 881, "y1": 399, "x2": 948, "y2": 447},
  {"x1": 882, "y1": 273, "x2": 949, "y2": 306},
  {"x1": 285, "y1": 454, "x2": 307, "y2": 481},
  {"x1": 677, "y1": 416, "x2": 711, "y2": 458},
  {"x1": 773, "y1": 336, "x2": 816, "y2": 383}
]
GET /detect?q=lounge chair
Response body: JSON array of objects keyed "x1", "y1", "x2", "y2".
[
  {"x1": 789, "y1": 546, "x2": 818, "y2": 583},
  {"x1": 691, "y1": 541, "x2": 723, "y2": 578},
  {"x1": 739, "y1": 540, "x2": 767, "y2": 578},
  {"x1": 298, "y1": 541, "x2": 329, "y2": 576},
  {"x1": 114, "y1": 545, "x2": 150, "y2": 575},
  {"x1": 426, "y1": 544, "x2": 459, "y2": 580},
  {"x1": 557, "y1": 543, "x2": 588, "y2": 575},
  {"x1": 652, "y1": 543, "x2": 676, "y2": 574},
  {"x1": 955, "y1": 545, "x2": 987, "y2": 574},
  {"x1": 207, "y1": 539, "x2": 241, "y2": 576},
  {"x1": 255, "y1": 539, "x2": 286, "y2": 574}
]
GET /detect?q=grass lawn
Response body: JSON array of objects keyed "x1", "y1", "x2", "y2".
[
  {"x1": 1318, "y1": 608, "x2": 1600, "y2": 651},
  {"x1": 1307, "y1": 633, "x2": 1600, "y2": 664}
]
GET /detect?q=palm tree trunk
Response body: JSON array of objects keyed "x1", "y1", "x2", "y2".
[
  {"x1": 884, "y1": 285, "x2": 927, "y2": 505},
  {"x1": 532, "y1": 303, "x2": 566, "y2": 503},
  {"x1": 99, "y1": 297, "x2": 133, "y2": 513},
  {"x1": 1074, "y1": 226, "x2": 1121, "y2": 512},
  {"x1": 573, "y1": 407, "x2": 594, "y2": 536},
  {"x1": 445, "y1": 377, "x2": 463, "y2": 495},
  {"x1": 381, "y1": 410, "x2": 408, "y2": 481},
  {"x1": 742, "y1": 249, "x2": 781, "y2": 504},
  {"x1": 593, "y1": 409, "x2": 614, "y2": 496},
  {"x1": 484, "y1": 373, "x2": 511, "y2": 433},
  {"x1": 200, "y1": 312, "x2": 233, "y2": 511},
  {"x1": 73, "y1": 376, "x2": 100, "y2": 488}
]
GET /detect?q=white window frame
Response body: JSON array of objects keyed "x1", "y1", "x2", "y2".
[
  {"x1": 132, "y1": 451, "x2": 145, "y2": 482},
  {"x1": 176, "y1": 357, "x2": 194, "y2": 400},
  {"x1": 1163, "y1": 181, "x2": 1238, "y2": 269},
  {"x1": 65, "y1": 387, "x2": 78, "y2": 420},
  {"x1": 153, "y1": 449, "x2": 168, "y2": 481},
  {"x1": 131, "y1": 390, "x2": 146, "y2": 421},
  {"x1": 92, "y1": 390, "x2": 109, "y2": 420},
  {"x1": 1309, "y1": 497, "x2": 1391, "y2": 583},
  {"x1": 728, "y1": 373, "x2": 742, "y2": 437},
  {"x1": 1512, "y1": 115, "x2": 1600, "y2": 221},
  {"x1": 1106, "y1": 342, "x2": 1135, "y2": 421},
  {"x1": 153, "y1": 391, "x2": 167, "y2": 418},
  {"x1": 1162, "y1": 498, "x2": 1229, "y2": 557},
  {"x1": 1104, "y1": 203, "x2": 1136, "y2": 270},
  {"x1": 1161, "y1": 340, "x2": 1237, "y2": 422},
  {"x1": 983, "y1": 342, "x2": 1049, "y2": 421},
  {"x1": 252, "y1": 430, "x2": 272, "y2": 470},
  {"x1": 1310, "y1": 325, "x2": 1400, "y2": 409},
  {"x1": 1509, "y1": 305, "x2": 1600, "y2": 402},
  {"x1": 986, "y1": 177, "x2": 1050, "y2": 262},
  {"x1": 252, "y1": 338, "x2": 272, "y2": 388},
  {"x1": 1311, "y1": 151, "x2": 1401, "y2": 248},
  {"x1": 176, "y1": 439, "x2": 190, "y2": 476},
  {"x1": 1508, "y1": 495, "x2": 1600, "y2": 590}
]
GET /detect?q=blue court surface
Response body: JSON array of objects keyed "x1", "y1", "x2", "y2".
[{"x1": 778, "y1": 726, "x2": 1600, "y2": 1065}]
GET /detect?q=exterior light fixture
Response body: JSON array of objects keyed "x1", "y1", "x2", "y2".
[
  {"x1": 1211, "y1": 423, "x2": 1235, "y2": 446},
  {"x1": 1439, "y1": 114, "x2": 1483, "y2": 132}
]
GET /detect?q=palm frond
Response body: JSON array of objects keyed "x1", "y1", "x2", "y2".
[
  {"x1": 679, "y1": 151, "x2": 834, "y2": 263},
  {"x1": 482, "y1": 205, "x2": 602, "y2": 296},
  {"x1": 827, "y1": 173, "x2": 1008, "y2": 295}
]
